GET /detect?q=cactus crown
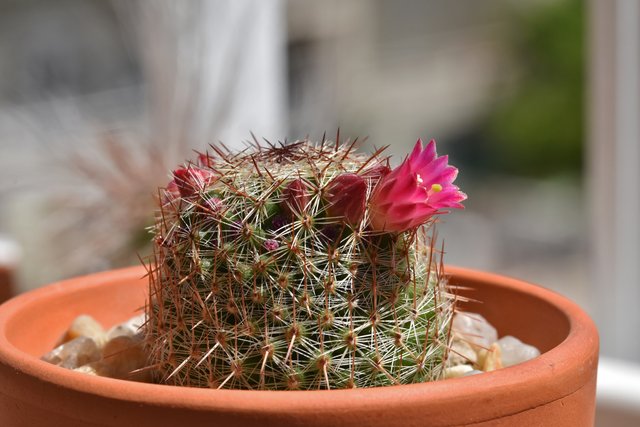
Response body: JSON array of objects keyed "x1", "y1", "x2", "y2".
[{"x1": 147, "y1": 138, "x2": 456, "y2": 390}]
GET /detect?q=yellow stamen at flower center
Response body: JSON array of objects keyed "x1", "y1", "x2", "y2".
[{"x1": 431, "y1": 183, "x2": 443, "y2": 193}]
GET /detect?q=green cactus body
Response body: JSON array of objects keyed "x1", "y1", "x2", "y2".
[{"x1": 148, "y1": 140, "x2": 454, "y2": 390}]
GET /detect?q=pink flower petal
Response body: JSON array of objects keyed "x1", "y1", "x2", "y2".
[
  {"x1": 369, "y1": 139, "x2": 465, "y2": 232},
  {"x1": 420, "y1": 139, "x2": 437, "y2": 164},
  {"x1": 418, "y1": 155, "x2": 450, "y2": 184}
]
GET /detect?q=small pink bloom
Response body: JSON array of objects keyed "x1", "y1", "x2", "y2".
[
  {"x1": 369, "y1": 139, "x2": 466, "y2": 232},
  {"x1": 281, "y1": 178, "x2": 309, "y2": 216},
  {"x1": 325, "y1": 173, "x2": 367, "y2": 225},
  {"x1": 264, "y1": 239, "x2": 279, "y2": 251},
  {"x1": 173, "y1": 167, "x2": 217, "y2": 197}
]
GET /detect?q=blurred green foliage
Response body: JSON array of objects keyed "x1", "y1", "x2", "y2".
[{"x1": 485, "y1": 0, "x2": 584, "y2": 177}]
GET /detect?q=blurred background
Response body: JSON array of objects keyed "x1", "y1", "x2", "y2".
[{"x1": 0, "y1": 0, "x2": 638, "y2": 423}]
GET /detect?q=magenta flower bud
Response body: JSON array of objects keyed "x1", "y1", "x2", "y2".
[
  {"x1": 281, "y1": 178, "x2": 309, "y2": 216},
  {"x1": 264, "y1": 239, "x2": 279, "y2": 251},
  {"x1": 369, "y1": 139, "x2": 466, "y2": 233},
  {"x1": 361, "y1": 163, "x2": 391, "y2": 182},
  {"x1": 173, "y1": 167, "x2": 216, "y2": 197},
  {"x1": 325, "y1": 173, "x2": 367, "y2": 225}
]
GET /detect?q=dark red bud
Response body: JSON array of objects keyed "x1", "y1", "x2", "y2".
[
  {"x1": 162, "y1": 179, "x2": 181, "y2": 205},
  {"x1": 361, "y1": 163, "x2": 391, "y2": 182},
  {"x1": 326, "y1": 173, "x2": 367, "y2": 225},
  {"x1": 198, "y1": 153, "x2": 214, "y2": 168},
  {"x1": 282, "y1": 178, "x2": 309, "y2": 216},
  {"x1": 173, "y1": 167, "x2": 216, "y2": 197}
]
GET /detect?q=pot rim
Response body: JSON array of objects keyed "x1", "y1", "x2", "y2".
[{"x1": 0, "y1": 265, "x2": 599, "y2": 421}]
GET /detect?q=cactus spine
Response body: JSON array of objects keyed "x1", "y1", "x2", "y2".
[{"x1": 147, "y1": 140, "x2": 454, "y2": 390}]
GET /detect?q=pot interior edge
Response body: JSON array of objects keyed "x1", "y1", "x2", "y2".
[
  {"x1": 0, "y1": 266, "x2": 598, "y2": 426},
  {"x1": 3, "y1": 266, "x2": 572, "y2": 359},
  {"x1": 3, "y1": 269, "x2": 147, "y2": 357},
  {"x1": 448, "y1": 268, "x2": 571, "y2": 354}
]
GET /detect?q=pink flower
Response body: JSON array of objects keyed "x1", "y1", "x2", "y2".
[
  {"x1": 325, "y1": 173, "x2": 367, "y2": 225},
  {"x1": 369, "y1": 139, "x2": 466, "y2": 232},
  {"x1": 173, "y1": 167, "x2": 217, "y2": 197}
]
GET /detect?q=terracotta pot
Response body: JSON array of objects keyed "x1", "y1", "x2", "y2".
[{"x1": 0, "y1": 266, "x2": 598, "y2": 427}]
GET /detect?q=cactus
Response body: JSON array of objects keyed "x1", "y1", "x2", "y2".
[{"x1": 146, "y1": 137, "x2": 466, "y2": 390}]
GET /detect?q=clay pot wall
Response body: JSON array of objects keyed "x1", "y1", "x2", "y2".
[{"x1": 0, "y1": 266, "x2": 599, "y2": 426}]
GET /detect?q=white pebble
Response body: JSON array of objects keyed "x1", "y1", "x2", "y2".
[
  {"x1": 73, "y1": 364, "x2": 98, "y2": 376},
  {"x1": 479, "y1": 343, "x2": 503, "y2": 372},
  {"x1": 58, "y1": 315, "x2": 106, "y2": 347},
  {"x1": 447, "y1": 338, "x2": 478, "y2": 366},
  {"x1": 444, "y1": 364, "x2": 474, "y2": 379},
  {"x1": 452, "y1": 312, "x2": 498, "y2": 349},
  {"x1": 106, "y1": 313, "x2": 146, "y2": 340},
  {"x1": 497, "y1": 335, "x2": 541, "y2": 367},
  {"x1": 42, "y1": 336, "x2": 101, "y2": 369}
]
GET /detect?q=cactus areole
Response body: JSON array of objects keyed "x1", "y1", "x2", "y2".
[{"x1": 148, "y1": 138, "x2": 466, "y2": 390}]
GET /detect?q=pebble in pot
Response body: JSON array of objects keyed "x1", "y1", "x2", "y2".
[
  {"x1": 497, "y1": 335, "x2": 541, "y2": 367},
  {"x1": 42, "y1": 314, "x2": 150, "y2": 382},
  {"x1": 444, "y1": 312, "x2": 541, "y2": 378}
]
